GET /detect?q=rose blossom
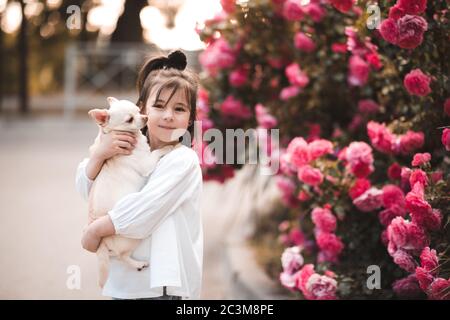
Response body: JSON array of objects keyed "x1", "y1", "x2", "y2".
[
  {"x1": 285, "y1": 63, "x2": 309, "y2": 88},
  {"x1": 397, "y1": 15, "x2": 428, "y2": 49},
  {"x1": 280, "y1": 85, "x2": 300, "y2": 100},
  {"x1": 330, "y1": 0, "x2": 355, "y2": 13},
  {"x1": 412, "y1": 152, "x2": 431, "y2": 166},
  {"x1": 393, "y1": 274, "x2": 422, "y2": 298},
  {"x1": 349, "y1": 178, "x2": 371, "y2": 200},
  {"x1": 380, "y1": 18, "x2": 399, "y2": 45},
  {"x1": 303, "y1": 3, "x2": 326, "y2": 22},
  {"x1": 294, "y1": 32, "x2": 316, "y2": 53},
  {"x1": 348, "y1": 55, "x2": 369, "y2": 87},
  {"x1": 442, "y1": 128, "x2": 450, "y2": 151},
  {"x1": 228, "y1": 66, "x2": 248, "y2": 87},
  {"x1": 397, "y1": 0, "x2": 427, "y2": 15},
  {"x1": 382, "y1": 185, "x2": 406, "y2": 209},
  {"x1": 396, "y1": 130, "x2": 425, "y2": 155},
  {"x1": 345, "y1": 141, "x2": 374, "y2": 178},
  {"x1": 282, "y1": 0, "x2": 304, "y2": 21},
  {"x1": 379, "y1": 205, "x2": 407, "y2": 226},
  {"x1": 305, "y1": 273, "x2": 338, "y2": 300},
  {"x1": 311, "y1": 207, "x2": 337, "y2": 233},
  {"x1": 367, "y1": 121, "x2": 395, "y2": 154},
  {"x1": 255, "y1": 103, "x2": 277, "y2": 129},
  {"x1": 220, "y1": 95, "x2": 252, "y2": 119},
  {"x1": 420, "y1": 247, "x2": 438, "y2": 273},
  {"x1": 295, "y1": 264, "x2": 315, "y2": 294},
  {"x1": 281, "y1": 246, "x2": 304, "y2": 274},
  {"x1": 297, "y1": 165, "x2": 324, "y2": 186},
  {"x1": 428, "y1": 278, "x2": 450, "y2": 300},
  {"x1": 389, "y1": 4, "x2": 406, "y2": 20},
  {"x1": 353, "y1": 187, "x2": 383, "y2": 212},
  {"x1": 415, "y1": 266, "x2": 434, "y2": 291},
  {"x1": 409, "y1": 169, "x2": 428, "y2": 188},
  {"x1": 287, "y1": 137, "x2": 311, "y2": 167},
  {"x1": 404, "y1": 69, "x2": 431, "y2": 96},
  {"x1": 392, "y1": 249, "x2": 417, "y2": 273},
  {"x1": 309, "y1": 139, "x2": 333, "y2": 160},
  {"x1": 444, "y1": 98, "x2": 450, "y2": 116},
  {"x1": 387, "y1": 216, "x2": 429, "y2": 255},
  {"x1": 358, "y1": 99, "x2": 380, "y2": 114},
  {"x1": 388, "y1": 163, "x2": 402, "y2": 180},
  {"x1": 315, "y1": 232, "x2": 344, "y2": 259}
]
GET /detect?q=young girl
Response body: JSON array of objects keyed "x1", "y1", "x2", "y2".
[{"x1": 75, "y1": 50, "x2": 203, "y2": 300}]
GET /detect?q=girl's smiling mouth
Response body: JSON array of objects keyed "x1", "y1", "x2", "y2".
[{"x1": 158, "y1": 125, "x2": 176, "y2": 130}]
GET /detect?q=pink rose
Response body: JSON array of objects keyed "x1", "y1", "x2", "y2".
[
  {"x1": 220, "y1": 95, "x2": 252, "y2": 119},
  {"x1": 358, "y1": 99, "x2": 380, "y2": 114},
  {"x1": 281, "y1": 246, "x2": 304, "y2": 274},
  {"x1": 388, "y1": 163, "x2": 402, "y2": 180},
  {"x1": 276, "y1": 176, "x2": 297, "y2": 207},
  {"x1": 353, "y1": 187, "x2": 383, "y2": 212},
  {"x1": 392, "y1": 249, "x2": 417, "y2": 273},
  {"x1": 411, "y1": 152, "x2": 431, "y2": 166},
  {"x1": 420, "y1": 247, "x2": 438, "y2": 273},
  {"x1": 431, "y1": 171, "x2": 443, "y2": 183},
  {"x1": 349, "y1": 178, "x2": 371, "y2": 200},
  {"x1": 255, "y1": 103, "x2": 278, "y2": 129},
  {"x1": 311, "y1": 207, "x2": 337, "y2": 233},
  {"x1": 285, "y1": 63, "x2": 309, "y2": 88},
  {"x1": 389, "y1": 4, "x2": 406, "y2": 20},
  {"x1": 294, "y1": 32, "x2": 316, "y2": 53},
  {"x1": 330, "y1": 0, "x2": 355, "y2": 13},
  {"x1": 412, "y1": 208, "x2": 442, "y2": 232},
  {"x1": 345, "y1": 142, "x2": 374, "y2": 178},
  {"x1": 382, "y1": 185, "x2": 406, "y2": 209},
  {"x1": 393, "y1": 274, "x2": 422, "y2": 298},
  {"x1": 397, "y1": 15, "x2": 428, "y2": 49},
  {"x1": 367, "y1": 121, "x2": 395, "y2": 154},
  {"x1": 444, "y1": 98, "x2": 450, "y2": 116},
  {"x1": 380, "y1": 18, "x2": 399, "y2": 44},
  {"x1": 316, "y1": 232, "x2": 344, "y2": 258},
  {"x1": 282, "y1": 0, "x2": 304, "y2": 21},
  {"x1": 396, "y1": 130, "x2": 425, "y2": 155},
  {"x1": 409, "y1": 169, "x2": 429, "y2": 188},
  {"x1": 442, "y1": 128, "x2": 450, "y2": 151},
  {"x1": 305, "y1": 274, "x2": 338, "y2": 300},
  {"x1": 348, "y1": 55, "x2": 370, "y2": 87},
  {"x1": 297, "y1": 165, "x2": 324, "y2": 186},
  {"x1": 428, "y1": 278, "x2": 450, "y2": 300},
  {"x1": 397, "y1": 0, "x2": 427, "y2": 15},
  {"x1": 280, "y1": 271, "x2": 297, "y2": 289},
  {"x1": 387, "y1": 217, "x2": 429, "y2": 255},
  {"x1": 298, "y1": 190, "x2": 311, "y2": 202},
  {"x1": 415, "y1": 266, "x2": 434, "y2": 291},
  {"x1": 295, "y1": 264, "x2": 315, "y2": 294},
  {"x1": 404, "y1": 69, "x2": 431, "y2": 96},
  {"x1": 228, "y1": 66, "x2": 248, "y2": 87},
  {"x1": 303, "y1": 3, "x2": 326, "y2": 22},
  {"x1": 280, "y1": 85, "x2": 300, "y2": 100},
  {"x1": 287, "y1": 137, "x2": 311, "y2": 167},
  {"x1": 199, "y1": 38, "x2": 236, "y2": 76},
  {"x1": 405, "y1": 182, "x2": 432, "y2": 216},
  {"x1": 220, "y1": 0, "x2": 236, "y2": 14},
  {"x1": 309, "y1": 139, "x2": 333, "y2": 160}
]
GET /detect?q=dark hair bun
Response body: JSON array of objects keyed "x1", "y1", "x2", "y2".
[{"x1": 167, "y1": 50, "x2": 187, "y2": 71}]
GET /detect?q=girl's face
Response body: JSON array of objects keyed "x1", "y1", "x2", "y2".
[{"x1": 144, "y1": 86, "x2": 191, "y2": 150}]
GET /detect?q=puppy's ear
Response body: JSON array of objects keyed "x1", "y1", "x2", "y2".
[
  {"x1": 88, "y1": 109, "x2": 110, "y2": 126},
  {"x1": 107, "y1": 97, "x2": 118, "y2": 106}
]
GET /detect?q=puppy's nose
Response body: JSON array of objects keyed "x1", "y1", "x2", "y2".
[{"x1": 141, "y1": 115, "x2": 148, "y2": 122}]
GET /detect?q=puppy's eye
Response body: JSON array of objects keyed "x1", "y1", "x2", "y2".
[{"x1": 127, "y1": 116, "x2": 133, "y2": 123}]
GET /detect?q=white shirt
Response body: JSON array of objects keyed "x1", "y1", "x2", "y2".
[{"x1": 75, "y1": 145, "x2": 203, "y2": 299}]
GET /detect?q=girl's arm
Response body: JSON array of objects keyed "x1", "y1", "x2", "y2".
[{"x1": 82, "y1": 149, "x2": 202, "y2": 252}]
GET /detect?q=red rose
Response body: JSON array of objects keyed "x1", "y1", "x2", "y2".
[
  {"x1": 349, "y1": 178, "x2": 371, "y2": 200},
  {"x1": 388, "y1": 163, "x2": 402, "y2": 180},
  {"x1": 382, "y1": 184, "x2": 406, "y2": 208},
  {"x1": 330, "y1": 0, "x2": 355, "y2": 13},
  {"x1": 397, "y1": 15, "x2": 428, "y2": 49},
  {"x1": 442, "y1": 128, "x2": 450, "y2": 151},
  {"x1": 380, "y1": 18, "x2": 399, "y2": 45},
  {"x1": 397, "y1": 0, "x2": 427, "y2": 15},
  {"x1": 404, "y1": 69, "x2": 431, "y2": 96}
]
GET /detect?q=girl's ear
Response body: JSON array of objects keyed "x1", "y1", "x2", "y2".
[{"x1": 88, "y1": 109, "x2": 110, "y2": 126}]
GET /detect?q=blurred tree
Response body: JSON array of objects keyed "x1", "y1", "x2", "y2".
[{"x1": 18, "y1": 0, "x2": 29, "y2": 114}]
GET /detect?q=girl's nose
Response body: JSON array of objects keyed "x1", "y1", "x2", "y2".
[{"x1": 163, "y1": 108, "x2": 174, "y2": 120}]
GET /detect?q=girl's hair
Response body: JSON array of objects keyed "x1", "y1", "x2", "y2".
[{"x1": 136, "y1": 50, "x2": 199, "y2": 146}]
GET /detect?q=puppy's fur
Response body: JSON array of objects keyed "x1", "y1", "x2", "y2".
[{"x1": 88, "y1": 97, "x2": 174, "y2": 288}]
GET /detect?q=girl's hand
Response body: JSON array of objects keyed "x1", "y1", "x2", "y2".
[
  {"x1": 81, "y1": 225, "x2": 101, "y2": 253},
  {"x1": 91, "y1": 131, "x2": 138, "y2": 162}
]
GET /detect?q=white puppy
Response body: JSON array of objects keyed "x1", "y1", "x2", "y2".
[{"x1": 88, "y1": 97, "x2": 174, "y2": 288}]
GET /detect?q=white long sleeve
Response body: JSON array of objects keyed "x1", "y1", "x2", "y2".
[
  {"x1": 75, "y1": 158, "x2": 94, "y2": 201},
  {"x1": 108, "y1": 146, "x2": 202, "y2": 240}
]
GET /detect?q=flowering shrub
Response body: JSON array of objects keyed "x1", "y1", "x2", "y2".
[{"x1": 197, "y1": 0, "x2": 449, "y2": 299}]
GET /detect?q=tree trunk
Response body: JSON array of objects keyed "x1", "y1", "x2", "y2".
[
  {"x1": 18, "y1": 0, "x2": 29, "y2": 114},
  {"x1": 111, "y1": 0, "x2": 147, "y2": 43}
]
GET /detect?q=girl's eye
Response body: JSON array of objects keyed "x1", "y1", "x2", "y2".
[
  {"x1": 153, "y1": 104, "x2": 163, "y2": 109},
  {"x1": 176, "y1": 107, "x2": 186, "y2": 112}
]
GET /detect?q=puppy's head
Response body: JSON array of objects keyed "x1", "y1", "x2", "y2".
[{"x1": 88, "y1": 97, "x2": 148, "y2": 132}]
